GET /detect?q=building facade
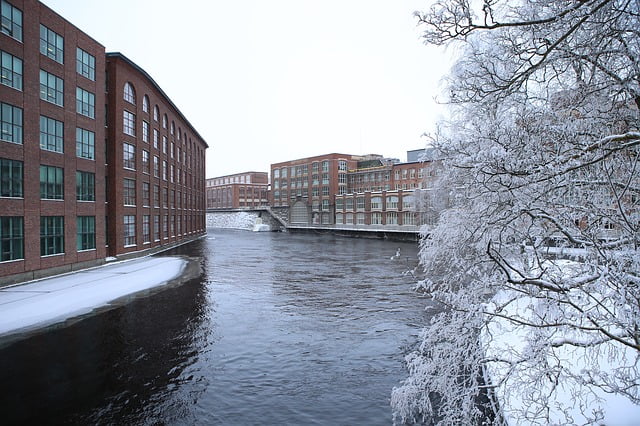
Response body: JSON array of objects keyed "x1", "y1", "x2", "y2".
[
  {"x1": 1, "y1": 0, "x2": 107, "y2": 283},
  {"x1": 105, "y1": 53, "x2": 208, "y2": 257},
  {"x1": 270, "y1": 153, "x2": 371, "y2": 225},
  {"x1": 0, "y1": 1, "x2": 208, "y2": 283},
  {"x1": 206, "y1": 172, "x2": 268, "y2": 210}
]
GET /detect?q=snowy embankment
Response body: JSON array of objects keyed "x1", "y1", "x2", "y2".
[
  {"x1": 206, "y1": 211, "x2": 259, "y2": 230},
  {"x1": 0, "y1": 256, "x2": 186, "y2": 337},
  {"x1": 483, "y1": 259, "x2": 640, "y2": 425}
]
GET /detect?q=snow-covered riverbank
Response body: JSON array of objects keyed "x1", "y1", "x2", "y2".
[{"x1": 0, "y1": 256, "x2": 187, "y2": 338}]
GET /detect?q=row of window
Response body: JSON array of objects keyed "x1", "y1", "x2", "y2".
[
  {"x1": 336, "y1": 195, "x2": 414, "y2": 211},
  {"x1": 0, "y1": 158, "x2": 95, "y2": 201},
  {"x1": 335, "y1": 211, "x2": 418, "y2": 226},
  {"x1": 0, "y1": 212, "x2": 204, "y2": 262},
  {"x1": 2, "y1": 0, "x2": 96, "y2": 79},
  {"x1": 124, "y1": 179, "x2": 196, "y2": 210},
  {"x1": 0, "y1": 215, "x2": 95, "y2": 261},
  {"x1": 272, "y1": 161, "x2": 340, "y2": 179}
]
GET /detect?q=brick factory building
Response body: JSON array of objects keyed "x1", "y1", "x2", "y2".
[
  {"x1": 206, "y1": 172, "x2": 268, "y2": 210},
  {"x1": 105, "y1": 53, "x2": 208, "y2": 257},
  {"x1": 0, "y1": 0, "x2": 208, "y2": 284}
]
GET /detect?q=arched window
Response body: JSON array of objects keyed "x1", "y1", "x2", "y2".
[
  {"x1": 142, "y1": 95, "x2": 149, "y2": 112},
  {"x1": 153, "y1": 105, "x2": 159, "y2": 121},
  {"x1": 170, "y1": 121, "x2": 175, "y2": 135},
  {"x1": 162, "y1": 114, "x2": 167, "y2": 129},
  {"x1": 124, "y1": 82, "x2": 135, "y2": 104},
  {"x1": 178, "y1": 127, "x2": 182, "y2": 140}
]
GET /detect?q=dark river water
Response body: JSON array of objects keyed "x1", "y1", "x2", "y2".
[{"x1": 0, "y1": 229, "x2": 433, "y2": 425}]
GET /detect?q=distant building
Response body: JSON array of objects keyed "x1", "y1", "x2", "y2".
[
  {"x1": 270, "y1": 152, "x2": 443, "y2": 228},
  {"x1": 206, "y1": 172, "x2": 269, "y2": 209},
  {"x1": 0, "y1": 0, "x2": 208, "y2": 284}
]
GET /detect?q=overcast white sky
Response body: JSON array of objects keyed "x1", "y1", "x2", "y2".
[{"x1": 42, "y1": 0, "x2": 452, "y2": 178}]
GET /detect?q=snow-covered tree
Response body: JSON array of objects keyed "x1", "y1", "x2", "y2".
[{"x1": 392, "y1": 1, "x2": 639, "y2": 424}]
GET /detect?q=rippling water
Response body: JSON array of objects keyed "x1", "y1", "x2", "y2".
[{"x1": 0, "y1": 230, "x2": 433, "y2": 425}]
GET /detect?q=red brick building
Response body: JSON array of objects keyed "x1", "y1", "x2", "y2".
[
  {"x1": 206, "y1": 172, "x2": 268, "y2": 210},
  {"x1": 105, "y1": 53, "x2": 207, "y2": 257},
  {"x1": 0, "y1": 1, "x2": 208, "y2": 284},
  {"x1": 270, "y1": 153, "x2": 376, "y2": 225},
  {"x1": 1, "y1": 0, "x2": 107, "y2": 283}
]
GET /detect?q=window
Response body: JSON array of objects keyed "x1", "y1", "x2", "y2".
[
  {"x1": 356, "y1": 213, "x2": 365, "y2": 225},
  {"x1": 142, "y1": 215, "x2": 150, "y2": 243},
  {"x1": 77, "y1": 216, "x2": 95, "y2": 251},
  {"x1": 403, "y1": 211, "x2": 416, "y2": 226},
  {"x1": 76, "y1": 87, "x2": 95, "y2": 118},
  {"x1": 153, "y1": 105, "x2": 159, "y2": 121},
  {"x1": 322, "y1": 199, "x2": 329, "y2": 211},
  {"x1": 403, "y1": 195, "x2": 415, "y2": 210},
  {"x1": 0, "y1": 216, "x2": 23, "y2": 261},
  {"x1": 142, "y1": 150, "x2": 150, "y2": 174},
  {"x1": 322, "y1": 161, "x2": 329, "y2": 172},
  {"x1": 322, "y1": 186, "x2": 329, "y2": 196},
  {"x1": 123, "y1": 110, "x2": 135, "y2": 136},
  {"x1": 357, "y1": 197, "x2": 365, "y2": 210},
  {"x1": 345, "y1": 198, "x2": 353, "y2": 210},
  {"x1": 322, "y1": 173, "x2": 329, "y2": 185},
  {"x1": 123, "y1": 178, "x2": 136, "y2": 206},
  {"x1": 335, "y1": 198, "x2": 343, "y2": 210},
  {"x1": 76, "y1": 171, "x2": 95, "y2": 201},
  {"x1": 153, "y1": 184, "x2": 159, "y2": 207},
  {"x1": 39, "y1": 116, "x2": 63, "y2": 152},
  {"x1": 1, "y1": 102, "x2": 22, "y2": 143},
  {"x1": 346, "y1": 213, "x2": 354, "y2": 224},
  {"x1": 1, "y1": 0, "x2": 22, "y2": 41},
  {"x1": 162, "y1": 188, "x2": 168, "y2": 207},
  {"x1": 153, "y1": 156, "x2": 159, "y2": 177},
  {"x1": 123, "y1": 82, "x2": 135, "y2": 104},
  {"x1": 40, "y1": 216, "x2": 64, "y2": 256},
  {"x1": 170, "y1": 121, "x2": 175, "y2": 135},
  {"x1": 153, "y1": 215, "x2": 160, "y2": 241},
  {"x1": 163, "y1": 214, "x2": 168, "y2": 238},
  {"x1": 123, "y1": 215, "x2": 136, "y2": 246},
  {"x1": 387, "y1": 195, "x2": 399, "y2": 209},
  {"x1": 162, "y1": 160, "x2": 167, "y2": 180},
  {"x1": 142, "y1": 182, "x2": 150, "y2": 207},
  {"x1": 123, "y1": 142, "x2": 135, "y2": 169},
  {"x1": 142, "y1": 120, "x2": 149, "y2": 142},
  {"x1": 1, "y1": 50, "x2": 22, "y2": 90},
  {"x1": 40, "y1": 165, "x2": 64, "y2": 200},
  {"x1": 371, "y1": 212, "x2": 382, "y2": 225},
  {"x1": 40, "y1": 70, "x2": 63, "y2": 106},
  {"x1": 142, "y1": 95, "x2": 149, "y2": 113},
  {"x1": 162, "y1": 114, "x2": 167, "y2": 129},
  {"x1": 336, "y1": 213, "x2": 343, "y2": 224},
  {"x1": 76, "y1": 47, "x2": 95, "y2": 80},
  {"x1": 338, "y1": 160, "x2": 347, "y2": 171},
  {"x1": 387, "y1": 212, "x2": 398, "y2": 225},
  {"x1": 371, "y1": 196, "x2": 382, "y2": 210},
  {"x1": 76, "y1": 128, "x2": 95, "y2": 160},
  {"x1": 0, "y1": 158, "x2": 22, "y2": 197},
  {"x1": 273, "y1": 169, "x2": 279, "y2": 179},
  {"x1": 39, "y1": 25, "x2": 63, "y2": 63},
  {"x1": 162, "y1": 136, "x2": 167, "y2": 153}
]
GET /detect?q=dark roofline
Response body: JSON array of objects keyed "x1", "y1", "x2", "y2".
[{"x1": 106, "y1": 52, "x2": 209, "y2": 149}]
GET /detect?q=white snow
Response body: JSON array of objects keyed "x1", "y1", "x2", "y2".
[
  {"x1": 206, "y1": 211, "x2": 260, "y2": 230},
  {"x1": 485, "y1": 287, "x2": 640, "y2": 425},
  {"x1": 0, "y1": 256, "x2": 186, "y2": 337}
]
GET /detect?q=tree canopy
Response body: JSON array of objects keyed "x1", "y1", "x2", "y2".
[{"x1": 392, "y1": 1, "x2": 639, "y2": 424}]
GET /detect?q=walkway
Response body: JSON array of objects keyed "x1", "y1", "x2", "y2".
[{"x1": 0, "y1": 256, "x2": 186, "y2": 338}]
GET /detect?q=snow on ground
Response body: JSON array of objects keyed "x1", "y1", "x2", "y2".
[
  {"x1": 206, "y1": 211, "x2": 259, "y2": 230},
  {"x1": 483, "y1": 260, "x2": 640, "y2": 426},
  {"x1": 0, "y1": 256, "x2": 186, "y2": 337}
]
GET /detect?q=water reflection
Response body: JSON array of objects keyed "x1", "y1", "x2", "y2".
[{"x1": 0, "y1": 231, "x2": 431, "y2": 425}]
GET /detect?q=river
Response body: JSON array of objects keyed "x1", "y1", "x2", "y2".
[{"x1": 0, "y1": 229, "x2": 434, "y2": 425}]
